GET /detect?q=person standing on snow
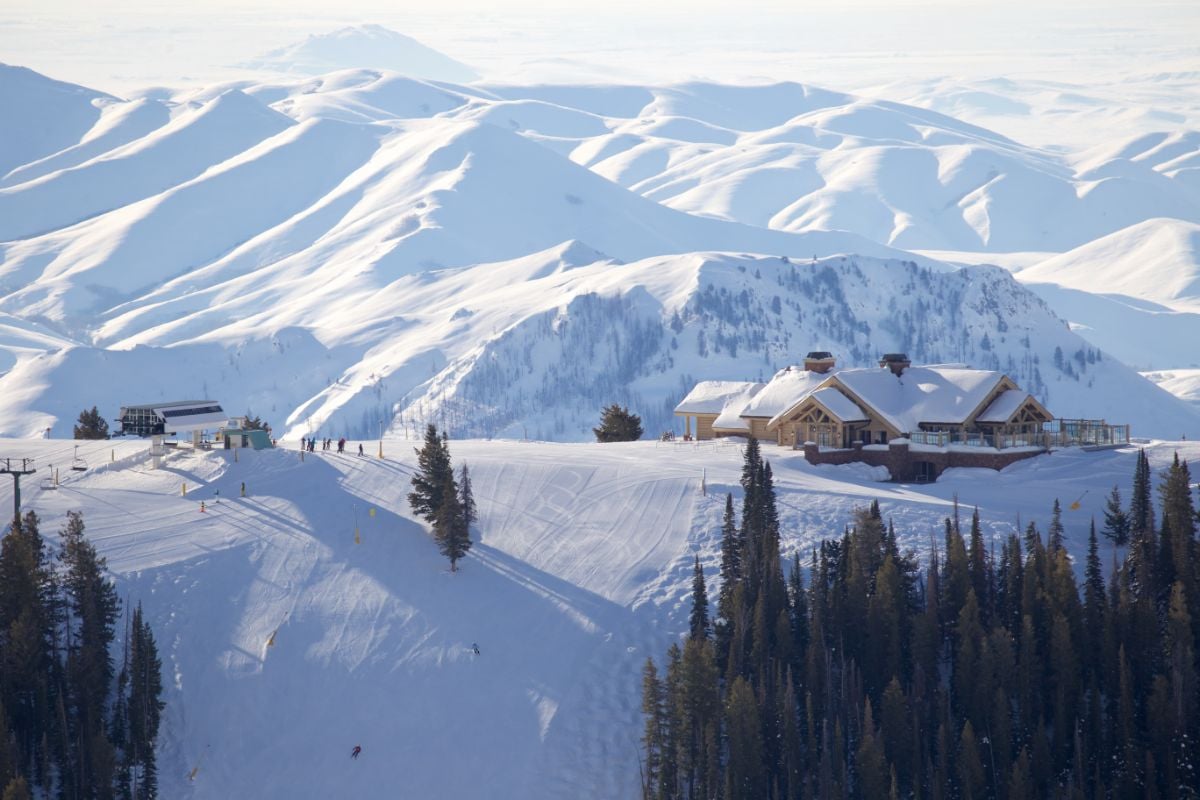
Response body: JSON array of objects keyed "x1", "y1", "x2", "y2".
[{"x1": 358, "y1": 443, "x2": 364, "y2": 457}]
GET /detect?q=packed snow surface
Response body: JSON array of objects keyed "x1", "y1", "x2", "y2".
[{"x1": 1, "y1": 436, "x2": 1193, "y2": 798}]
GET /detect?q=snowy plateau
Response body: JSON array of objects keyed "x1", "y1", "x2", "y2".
[{"x1": 2, "y1": 20, "x2": 1200, "y2": 797}]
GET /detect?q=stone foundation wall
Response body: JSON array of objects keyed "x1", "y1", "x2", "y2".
[{"x1": 801, "y1": 441, "x2": 1044, "y2": 482}]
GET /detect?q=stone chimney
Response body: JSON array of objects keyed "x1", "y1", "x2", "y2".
[
  {"x1": 804, "y1": 351, "x2": 836, "y2": 374},
  {"x1": 879, "y1": 353, "x2": 911, "y2": 376}
]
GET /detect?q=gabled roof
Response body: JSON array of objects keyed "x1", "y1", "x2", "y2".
[
  {"x1": 809, "y1": 388, "x2": 869, "y2": 423},
  {"x1": 740, "y1": 366, "x2": 837, "y2": 419},
  {"x1": 978, "y1": 389, "x2": 1050, "y2": 423},
  {"x1": 832, "y1": 366, "x2": 1008, "y2": 433},
  {"x1": 675, "y1": 381, "x2": 765, "y2": 415}
]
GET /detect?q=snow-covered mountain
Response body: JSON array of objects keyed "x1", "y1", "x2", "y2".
[
  {"x1": 1012, "y1": 219, "x2": 1200, "y2": 371},
  {"x1": 0, "y1": 64, "x2": 1197, "y2": 439},
  {"x1": 240, "y1": 24, "x2": 480, "y2": 84}
]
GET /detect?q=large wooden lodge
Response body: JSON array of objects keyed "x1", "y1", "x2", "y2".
[{"x1": 675, "y1": 352, "x2": 1129, "y2": 482}]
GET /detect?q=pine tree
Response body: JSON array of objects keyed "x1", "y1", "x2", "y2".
[
  {"x1": 1127, "y1": 449, "x2": 1156, "y2": 598},
  {"x1": 408, "y1": 424, "x2": 453, "y2": 523},
  {"x1": 958, "y1": 721, "x2": 985, "y2": 800},
  {"x1": 724, "y1": 677, "x2": 765, "y2": 799},
  {"x1": 640, "y1": 659, "x2": 665, "y2": 799},
  {"x1": 1101, "y1": 485, "x2": 1130, "y2": 546},
  {"x1": 127, "y1": 604, "x2": 164, "y2": 799},
  {"x1": 856, "y1": 698, "x2": 889, "y2": 800},
  {"x1": 716, "y1": 494, "x2": 741, "y2": 665},
  {"x1": 1082, "y1": 520, "x2": 1106, "y2": 682},
  {"x1": 1156, "y1": 453, "x2": 1195, "y2": 603},
  {"x1": 73, "y1": 406, "x2": 109, "y2": 440},
  {"x1": 689, "y1": 557, "x2": 710, "y2": 641},
  {"x1": 1047, "y1": 499, "x2": 1065, "y2": 553},
  {"x1": 592, "y1": 404, "x2": 643, "y2": 442},
  {"x1": 59, "y1": 510, "x2": 121, "y2": 797},
  {"x1": 432, "y1": 471, "x2": 471, "y2": 572},
  {"x1": 458, "y1": 463, "x2": 477, "y2": 527}
]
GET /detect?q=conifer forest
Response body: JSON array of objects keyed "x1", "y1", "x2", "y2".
[
  {"x1": 0, "y1": 511, "x2": 164, "y2": 800},
  {"x1": 640, "y1": 443, "x2": 1199, "y2": 799}
]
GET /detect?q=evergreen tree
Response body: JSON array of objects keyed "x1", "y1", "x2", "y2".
[
  {"x1": 856, "y1": 697, "x2": 889, "y2": 800},
  {"x1": 688, "y1": 556, "x2": 710, "y2": 641},
  {"x1": 1101, "y1": 485, "x2": 1130, "y2": 546},
  {"x1": 724, "y1": 677, "x2": 765, "y2": 799},
  {"x1": 126, "y1": 604, "x2": 164, "y2": 799},
  {"x1": 1082, "y1": 520, "x2": 1106, "y2": 682},
  {"x1": 432, "y1": 471, "x2": 471, "y2": 572},
  {"x1": 1127, "y1": 449, "x2": 1156, "y2": 598},
  {"x1": 458, "y1": 463, "x2": 477, "y2": 528},
  {"x1": 241, "y1": 411, "x2": 268, "y2": 431},
  {"x1": 1157, "y1": 453, "x2": 1196, "y2": 604},
  {"x1": 59, "y1": 510, "x2": 121, "y2": 798},
  {"x1": 592, "y1": 404, "x2": 643, "y2": 442},
  {"x1": 408, "y1": 424, "x2": 453, "y2": 523},
  {"x1": 73, "y1": 407, "x2": 109, "y2": 440},
  {"x1": 715, "y1": 494, "x2": 741, "y2": 665},
  {"x1": 1047, "y1": 499, "x2": 1065, "y2": 553},
  {"x1": 640, "y1": 659, "x2": 666, "y2": 799}
]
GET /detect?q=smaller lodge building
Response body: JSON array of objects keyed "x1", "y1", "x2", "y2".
[{"x1": 675, "y1": 353, "x2": 1129, "y2": 482}]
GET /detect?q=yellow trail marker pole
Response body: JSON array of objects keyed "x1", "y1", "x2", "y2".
[
  {"x1": 182, "y1": 482, "x2": 187, "y2": 496},
  {"x1": 111, "y1": 449, "x2": 115, "y2": 462},
  {"x1": 378, "y1": 440, "x2": 384, "y2": 459},
  {"x1": 354, "y1": 505, "x2": 361, "y2": 544}
]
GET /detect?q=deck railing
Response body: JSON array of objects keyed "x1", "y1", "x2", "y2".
[{"x1": 906, "y1": 420, "x2": 1130, "y2": 450}]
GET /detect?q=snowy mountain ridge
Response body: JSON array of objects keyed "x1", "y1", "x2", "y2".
[{"x1": 0, "y1": 64, "x2": 1197, "y2": 438}]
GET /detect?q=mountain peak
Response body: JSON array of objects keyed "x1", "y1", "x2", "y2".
[{"x1": 242, "y1": 25, "x2": 480, "y2": 84}]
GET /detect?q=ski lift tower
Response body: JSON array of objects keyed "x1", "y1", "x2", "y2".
[{"x1": 0, "y1": 457, "x2": 35, "y2": 528}]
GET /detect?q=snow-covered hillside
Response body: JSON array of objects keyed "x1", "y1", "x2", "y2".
[
  {"x1": 0, "y1": 64, "x2": 1197, "y2": 439},
  {"x1": 2, "y1": 436, "x2": 1192, "y2": 798},
  {"x1": 0, "y1": 249, "x2": 1194, "y2": 441}
]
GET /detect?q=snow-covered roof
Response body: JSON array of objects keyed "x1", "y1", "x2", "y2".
[
  {"x1": 977, "y1": 389, "x2": 1032, "y2": 423},
  {"x1": 155, "y1": 402, "x2": 228, "y2": 433},
  {"x1": 833, "y1": 366, "x2": 1006, "y2": 433},
  {"x1": 740, "y1": 366, "x2": 836, "y2": 418},
  {"x1": 674, "y1": 380, "x2": 764, "y2": 415},
  {"x1": 713, "y1": 385, "x2": 766, "y2": 430},
  {"x1": 810, "y1": 387, "x2": 869, "y2": 422}
]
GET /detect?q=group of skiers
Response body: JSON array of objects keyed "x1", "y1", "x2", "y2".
[{"x1": 303, "y1": 436, "x2": 362, "y2": 454}]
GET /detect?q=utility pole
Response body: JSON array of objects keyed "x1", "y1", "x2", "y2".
[{"x1": 0, "y1": 458, "x2": 36, "y2": 528}]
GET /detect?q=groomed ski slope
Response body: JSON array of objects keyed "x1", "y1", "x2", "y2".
[{"x1": 1, "y1": 436, "x2": 1195, "y2": 798}]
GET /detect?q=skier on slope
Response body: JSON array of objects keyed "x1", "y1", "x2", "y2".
[
  {"x1": 472, "y1": 642, "x2": 481, "y2": 655},
  {"x1": 351, "y1": 745, "x2": 362, "y2": 760},
  {"x1": 358, "y1": 443, "x2": 364, "y2": 457}
]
